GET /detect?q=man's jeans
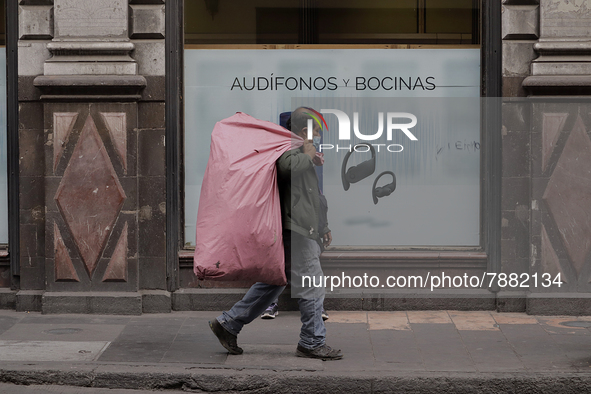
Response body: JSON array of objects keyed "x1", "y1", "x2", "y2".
[{"x1": 217, "y1": 231, "x2": 326, "y2": 349}]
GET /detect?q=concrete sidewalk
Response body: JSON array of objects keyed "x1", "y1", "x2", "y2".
[{"x1": 1, "y1": 310, "x2": 591, "y2": 393}]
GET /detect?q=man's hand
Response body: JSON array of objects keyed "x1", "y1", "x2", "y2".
[
  {"x1": 322, "y1": 232, "x2": 332, "y2": 247},
  {"x1": 312, "y1": 152, "x2": 324, "y2": 166},
  {"x1": 302, "y1": 139, "x2": 316, "y2": 160}
]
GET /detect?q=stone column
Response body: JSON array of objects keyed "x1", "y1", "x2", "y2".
[
  {"x1": 501, "y1": 2, "x2": 539, "y2": 96},
  {"x1": 526, "y1": 1, "x2": 591, "y2": 313},
  {"x1": 17, "y1": 0, "x2": 167, "y2": 313},
  {"x1": 523, "y1": 0, "x2": 591, "y2": 94},
  {"x1": 501, "y1": 0, "x2": 591, "y2": 313},
  {"x1": 498, "y1": 1, "x2": 540, "y2": 311}
]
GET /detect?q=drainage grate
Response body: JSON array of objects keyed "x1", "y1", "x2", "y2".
[
  {"x1": 43, "y1": 328, "x2": 83, "y2": 335},
  {"x1": 559, "y1": 321, "x2": 591, "y2": 328}
]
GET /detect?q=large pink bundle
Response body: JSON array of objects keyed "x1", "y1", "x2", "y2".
[{"x1": 193, "y1": 112, "x2": 301, "y2": 286}]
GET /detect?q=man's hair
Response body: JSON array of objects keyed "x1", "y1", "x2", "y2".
[{"x1": 286, "y1": 107, "x2": 314, "y2": 134}]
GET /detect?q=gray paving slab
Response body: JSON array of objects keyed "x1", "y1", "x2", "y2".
[
  {"x1": 238, "y1": 312, "x2": 304, "y2": 345},
  {"x1": 323, "y1": 322, "x2": 375, "y2": 372},
  {"x1": 0, "y1": 314, "x2": 22, "y2": 335},
  {"x1": 547, "y1": 334, "x2": 591, "y2": 371},
  {"x1": 127, "y1": 315, "x2": 188, "y2": 326},
  {"x1": 369, "y1": 329, "x2": 424, "y2": 370},
  {"x1": 458, "y1": 329, "x2": 525, "y2": 372},
  {"x1": 0, "y1": 323, "x2": 126, "y2": 342},
  {"x1": 161, "y1": 338, "x2": 228, "y2": 364},
  {"x1": 499, "y1": 324, "x2": 576, "y2": 371},
  {"x1": 0, "y1": 340, "x2": 109, "y2": 362},
  {"x1": 160, "y1": 321, "x2": 228, "y2": 364},
  {"x1": 411, "y1": 324, "x2": 476, "y2": 372},
  {"x1": 98, "y1": 322, "x2": 181, "y2": 363},
  {"x1": 223, "y1": 344, "x2": 325, "y2": 371}
]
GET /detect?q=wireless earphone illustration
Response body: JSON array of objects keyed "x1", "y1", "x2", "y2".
[
  {"x1": 372, "y1": 171, "x2": 396, "y2": 205},
  {"x1": 341, "y1": 144, "x2": 376, "y2": 191},
  {"x1": 341, "y1": 145, "x2": 397, "y2": 204}
]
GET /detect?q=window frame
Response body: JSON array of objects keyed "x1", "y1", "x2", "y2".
[
  {"x1": 167, "y1": 0, "x2": 501, "y2": 292},
  {"x1": 6, "y1": 0, "x2": 19, "y2": 286}
]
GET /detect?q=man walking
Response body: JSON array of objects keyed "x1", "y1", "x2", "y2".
[{"x1": 209, "y1": 107, "x2": 342, "y2": 360}]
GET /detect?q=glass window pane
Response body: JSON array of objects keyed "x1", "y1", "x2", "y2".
[{"x1": 183, "y1": 0, "x2": 481, "y2": 247}]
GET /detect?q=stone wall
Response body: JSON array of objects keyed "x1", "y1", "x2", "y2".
[
  {"x1": 501, "y1": 0, "x2": 591, "y2": 314},
  {"x1": 7, "y1": 0, "x2": 591, "y2": 315},
  {"x1": 16, "y1": 0, "x2": 168, "y2": 313}
]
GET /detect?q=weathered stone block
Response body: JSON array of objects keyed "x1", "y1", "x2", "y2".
[
  {"x1": 141, "y1": 290, "x2": 171, "y2": 313},
  {"x1": 502, "y1": 177, "x2": 530, "y2": 211},
  {"x1": 132, "y1": 40, "x2": 165, "y2": 76},
  {"x1": 502, "y1": 76, "x2": 527, "y2": 97},
  {"x1": 541, "y1": 0, "x2": 591, "y2": 38},
  {"x1": 502, "y1": 5, "x2": 539, "y2": 40},
  {"x1": 532, "y1": 62, "x2": 591, "y2": 76},
  {"x1": 42, "y1": 292, "x2": 142, "y2": 314},
  {"x1": 138, "y1": 129, "x2": 165, "y2": 176},
  {"x1": 54, "y1": 0, "x2": 128, "y2": 39},
  {"x1": 527, "y1": 293, "x2": 591, "y2": 315},
  {"x1": 19, "y1": 258, "x2": 46, "y2": 290},
  {"x1": 361, "y1": 292, "x2": 496, "y2": 311},
  {"x1": 496, "y1": 291, "x2": 527, "y2": 312},
  {"x1": 503, "y1": 41, "x2": 536, "y2": 77},
  {"x1": 44, "y1": 62, "x2": 138, "y2": 76},
  {"x1": 139, "y1": 258, "x2": 166, "y2": 289},
  {"x1": 0, "y1": 289, "x2": 17, "y2": 310},
  {"x1": 19, "y1": 128, "x2": 45, "y2": 177},
  {"x1": 129, "y1": 5, "x2": 165, "y2": 39},
  {"x1": 16, "y1": 290, "x2": 43, "y2": 312},
  {"x1": 19, "y1": 5, "x2": 53, "y2": 39},
  {"x1": 172, "y1": 288, "x2": 249, "y2": 311},
  {"x1": 502, "y1": 129, "x2": 530, "y2": 178},
  {"x1": 502, "y1": 101, "x2": 530, "y2": 131},
  {"x1": 138, "y1": 102, "x2": 165, "y2": 129}
]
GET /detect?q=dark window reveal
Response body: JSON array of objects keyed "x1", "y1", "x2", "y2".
[{"x1": 185, "y1": 0, "x2": 480, "y2": 46}]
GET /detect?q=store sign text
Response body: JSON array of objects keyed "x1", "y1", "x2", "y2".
[{"x1": 230, "y1": 76, "x2": 436, "y2": 91}]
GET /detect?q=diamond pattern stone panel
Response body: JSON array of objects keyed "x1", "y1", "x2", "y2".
[
  {"x1": 541, "y1": 224, "x2": 566, "y2": 283},
  {"x1": 541, "y1": 113, "x2": 567, "y2": 172},
  {"x1": 54, "y1": 222, "x2": 80, "y2": 282},
  {"x1": 103, "y1": 222, "x2": 128, "y2": 282},
  {"x1": 100, "y1": 112, "x2": 127, "y2": 173},
  {"x1": 543, "y1": 116, "x2": 591, "y2": 276},
  {"x1": 53, "y1": 112, "x2": 78, "y2": 172},
  {"x1": 55, "y1": 115, "x2": 126, "y2": 277}
]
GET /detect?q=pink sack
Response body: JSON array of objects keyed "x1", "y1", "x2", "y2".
[{"x1": 193, "y1": 112, "x2": 302, "y2": 286}]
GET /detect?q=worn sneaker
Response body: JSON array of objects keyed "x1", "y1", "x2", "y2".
[
  {"x1": 209, "y1": 319, "x2": 243, "y2": 355},
  {"x1": 296, "y1": 344, "x2": 343, "y2": 361},
  {"x1": 261, "y1": 303, "x2": 279, "y2": 319},
  {"x1": 321, "y1": 309, "x2": 329, "y2": 321}
]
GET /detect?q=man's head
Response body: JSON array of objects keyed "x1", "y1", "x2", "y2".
[{"x1": 287, "y1": 107, "x2": 324, "y2": 141}]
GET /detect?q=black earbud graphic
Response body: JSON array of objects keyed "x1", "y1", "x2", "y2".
[
  {"x1": 372, "y1": 171, "x2": 396, "y2": 205},
  {"x1": 341, "y1": 144, "x2": 376, "y2": 191}
]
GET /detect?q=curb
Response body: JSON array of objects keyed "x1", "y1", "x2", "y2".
[{"x1": 1, "y1": 365, "x2": 591, "y2": 393}]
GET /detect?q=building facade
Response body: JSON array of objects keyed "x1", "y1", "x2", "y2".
[{"x1": 0, "y1": 0, "x2": 588, "y2": 314}]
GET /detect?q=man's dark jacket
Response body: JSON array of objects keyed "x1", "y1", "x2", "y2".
[{"x1": 277, "y1": 148, "x2": 329, "y2": 241}]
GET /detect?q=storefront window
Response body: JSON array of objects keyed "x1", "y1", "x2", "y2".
[{"x1": 184, "y1": 0, "x2": 481, "y2": 248}]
